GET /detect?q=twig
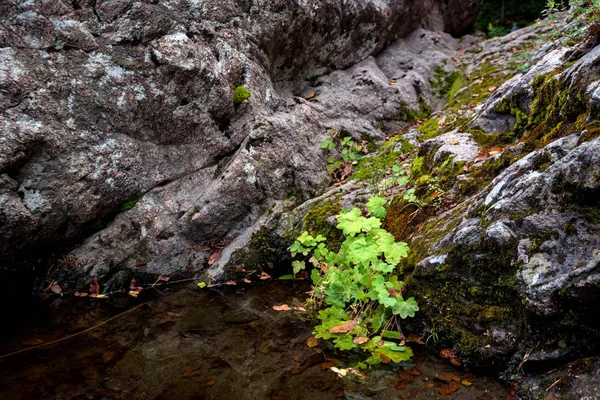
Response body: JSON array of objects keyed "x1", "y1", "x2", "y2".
[
  {"x1": 546, "y1": 377, "x2": 564, "y2": 392},
  {"x1": 0, "y1": 303, "x2": 148, "y2": 360}
]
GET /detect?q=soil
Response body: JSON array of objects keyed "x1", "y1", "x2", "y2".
[{"x1": 0, "y1": 281, "x2": 509, "y2": 400}]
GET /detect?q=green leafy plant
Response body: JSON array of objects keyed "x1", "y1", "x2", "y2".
[
  {"x1": 290, "y1": 197, "x2": 418, "y2": 366},
  {"x1": 320, "y1": 131, "x2": 364, "y2": 177},
  {"x1": 543, "y1": 0, "x2": 600, "y2": 46}
]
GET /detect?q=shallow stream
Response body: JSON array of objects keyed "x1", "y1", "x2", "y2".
[{"x1": 0, "y1": 281, "x2": 510, "y2": 399}]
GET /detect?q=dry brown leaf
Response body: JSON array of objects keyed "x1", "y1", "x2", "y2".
[
  {"x1": 102, "y1": 351, "x2": 117, "y2": 363},
  {"x1": 451, "y1": 375, "x2": 461, "y2": 382},
  {"x1": 408, "y1": 370, "x2": 423, "y2": 376},
  {"x1": 207, "y1": 284, "x2": 217, "y2": 288},
  {"x1": 488, "y1": 147, "x2": 503, "y2": 156},
  {"x1": 167, "y1": 312, "x2": 181, "y2": 317},
  {"x1": 488, "y1": 86, "x2": 497, "y2": 92},
  {"x1": 438, "y1": 382, "x2": 461, "y2": 395},
  {"x1": 292, "y1": 306, "x2": 307, "y2": 312},
  {"x1": 260, "y1": 272, "x2": 271, "y2": 280},
  {"x1": 208, "y1": 250, "x2": 222, "y2": 266},
  {"x1": 394, "y1": 382, "x2": 407, "y2": 390},
  {"x1": 128, "y1": 291, "x2": 140, "y2": 298},
  {"x1": 439, "y1": 349, "x2": 455, "y2": 359},
  {"x1": 225, "y1": 281, "x2": 237, "y2": 286},
  {"x1": 321, "y1": 361, "x2": 335, "y2": 370},
  {"x1": 235, "y1": 264, "x2": 246, "y2": 272},
  {"x1": 438, "y1": 115, "x2": 447, "y2": 127},
  {"x1": 461, "y1": 380, "x2": 473, "y2": 386},
  {"x1": 22, "y1": 338, "x2": 44, "y2": 346},
  {"x1": 424, "y1": 382, "x2": 436, "y2": 388},
  {"x1": 435, "y1": 374, "x2": 454, "y2": 382},
  {"x1": 89, "y1": 279, "x2": 100, "y2": 296},
  {"x1": 389, "y1": 79, "x2": 398, "y2": 85},
  {"x1": 379, "y1": 353, "x2": 391, "y2": 364},
  {"x1": 407, "y1": 334, "x2": 425, "y2": 345},
  {"x1": 50, "y1": 283, "x2": 62, "y2": 294},
  {"x1": 180, "y1": 365, "x2": 201, "y2": 378},
  {"x1": 305, "y1": 91, "x2": 317, "y2": 100},
  {"x1": 243, "y1": 278, "x2": 252, "y2": 284},
  {"x1": 307, "y1": 337, "x2": 319, "y2": 348},
  {"x1": 450, "y1": 357, "x2": 461, "y2": 366},
  {"x1": 471, "y1": 93, "x2": 479, "y2": 98},
  {"x1": 74, "y1": 292, "x2": 88, "y2": 297},
  {"x1": 207, "y1": 379, "x2": 216, "y2": 387},
  {"x1": 328, "y1": 320, "x2": 357, "y2": 333},
  {"x1": 272, "y1": 304, "x2": 291, "y2": 311},
  {"x1": 353, "y1": 337, "x2": 369, "y2": 345}
]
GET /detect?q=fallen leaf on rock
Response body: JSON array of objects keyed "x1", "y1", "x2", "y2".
[
  {"x1": 389, "y1": 79, "x2": 397, "y2": 85},
  {"x1": 394, "y1": 382, "x2": 407, "y2": 390},
  {"x1": 450, "y1": 357, "x2": 461, "y2": 366},
  {"x1": 22, "y1": 338, "x2": 44, "y2": 346},
  {"x1": 208, "y1": 250, "x2": 221, "y2": 266},
  {"x1": 207, "y1": 379, "x2": 216, "y2": 387},
  {"x1": 305, "y1": 91, "x2": 317, "y2": 100},
  {"x1": 398, "y1": 371, "x2": 415, "y2": 383},
  {"x1": 128, "y1": 291, "x2": 140, "y2": 298},
  {"x1": 449, "y1": 139, "x2": 458, "y2": 145},
  {"x1": 408, "y1": 370, "x2": 422, "y2": 376},
  {"x1": 167, "y1": 312, "x2": 181, "y2": 317},
  {"x1": 50, "y1": 283, "x2": 62, "y2": 294},
  {"x1": 273, "y1": 304, "x2": 291, "y2": 311},
  {"x1": 353, "y1": 337, "x2": 369, "y2": 345},
  {"x1": 424, "y1": 382, "x2": 436, "y2": 388},
  {"x1": 440, "y1": 349, "x2": 455, "y2": 359},
  {"x1": 89, "y1": 280, "x2": 100, "y2": 296},
  {"x1": 488, "y1": 147, "x2": 503, "y2": 156},
  {"x1": 243, "y1": 278, "x2": 252, "y2": 284},
  {"x1": 329, "y1": 320, "x2": 357, "y2": 333},
  {"x1": 235, "y1": 265, "x2": 246, "y2": 272},
  {"x1": 461, "y1": 380, "x2": 473, "y2": 386},
  {"x1": 260, "y1": 272, "x2": 271, "y2": 280},
  {"x1": 180, "y1": 365, "x2": 201, "y2": 378},
  {"x1": 225, "y1": 281, "x2": 237, "y2": 286},
  {"x1": 307, "y1": 337, "x2": 319, "y2": 348},
  {"x1": 438, "y1": 382, "x2": 461, "y2": 395},
  {"x1": 451, "y1": 375, "x2": 461, "y2": 382},
  {"x1": 207, "y1": 284, "x2": 217, "y2": 288},
  {"x1": 438, "y1": 115, "x2": 447, "y2": 127}
]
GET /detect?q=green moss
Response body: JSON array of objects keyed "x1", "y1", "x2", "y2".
[
  {"x1": 432, "y1": 68, "x2": 462, "y2": 98},
  {"x1": 398, "y1": 98, "x2": 432, "y2": 123},
  {"x1": 119, "y1": 196, "x2": 142, "y2": 212},
  {"x1": 302, "y1": 197, "x2": 343, "y2": 251},
  {"x1": 360, "y1": 132, "x2": 377, "y2": 153},
  {"x1": 410, "y1": 156, "x2": 425, "y2": 178},
  {"x1": 418, "y1": 119, "x2": 440, "y2": 140},
  {"x1": 233, "y1": 86, "x2": 251, "y2": 105}
]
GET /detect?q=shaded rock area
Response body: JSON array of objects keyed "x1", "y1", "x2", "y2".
[{"x1": 0, "y1": 0, "x2": 482, "y2": 288}]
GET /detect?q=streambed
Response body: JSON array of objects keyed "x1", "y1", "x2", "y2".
[{"x1": 0, "y1": 282, "x2": 509, "y2": 399}]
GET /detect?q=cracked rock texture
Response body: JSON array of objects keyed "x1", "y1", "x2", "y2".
[{"x1": 0, "y1": 0, "x2": 482, "y2": 285}]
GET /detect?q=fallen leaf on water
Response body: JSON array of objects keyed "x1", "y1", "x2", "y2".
[
  {"x1": 102, "y1": 351, "x2": 117, "y2": 363},
  {"x1": 90, "y1": 280, "x2": 100, "y2": 296},
  {"x1": 207, "y1": 379, "x2": 216, "y2": 387},
  {"x1": 180, "y1": 365, "x2": 201, "y2": 378},
  {"x1": 305, "y1": 91, "x2": 317, "y2": 100},
  {"x1": 353, "y1": 337, "x2": 369, "y2": 345},
  {"x1": 50, "y1": 283, "x2": 62, "y2": 294},
  {"x1": 22, "y1": 338, "x2": 44, "y2": 346},
  {"x1": 450, "y1": 357, "x2": 461, "y2": 366},
  {"x1": 435, "y1": 374, "x2": 454, "y2": 382},
  {"x1": 329, "y1": 320, "x2": 357, "y2": 333},
  {"x1": 307, "y1": 337, "x2": 319, "y2": 348},
  {"x1": 208, "y1": 250, "x2": 222, "y2": 266},
  {"x1": 273, "y1": 304, "x2": 291, "y2": 311},
  {"x1": 225, "y1": 281, "x2": 237, "y2": 286},
  {"x1": 167, "y1": 312, "x2": 181, "y2": 317},
  {"x1": 438, "y1": 382, "x2": 461, "y2": 395},
  {"x1": 440, "y1": 349, "x2": 455, "y2": 359},
  {"x1": 461, "y1": 380, "x2": 473, "y2": 386}
]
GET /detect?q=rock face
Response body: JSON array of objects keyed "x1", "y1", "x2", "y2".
[{"x1": 0, "y1": 1, "x2": 481, "y2": 285}]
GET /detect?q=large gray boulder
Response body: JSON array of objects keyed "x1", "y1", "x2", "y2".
[{"x1": 0, "y1": 1, "x2": 482, "y2": 286}]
